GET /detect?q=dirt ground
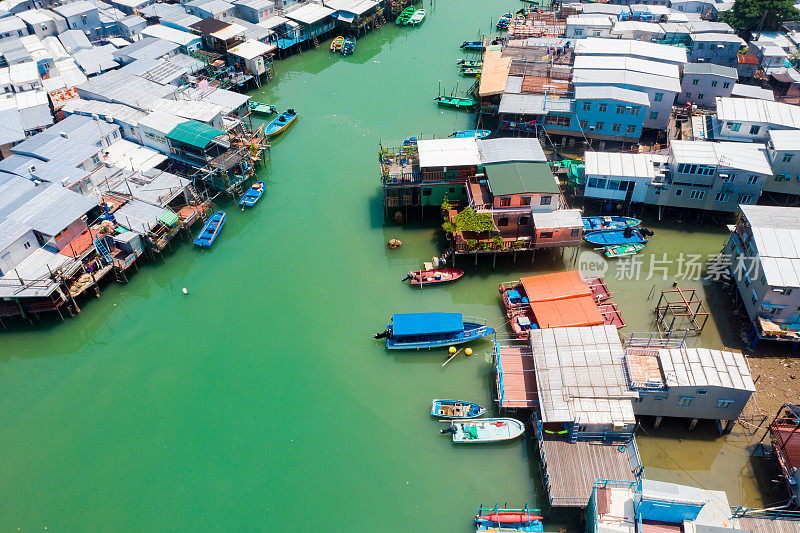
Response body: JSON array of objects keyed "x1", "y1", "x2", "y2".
[{"x1": 741, "y1": 355, "x2": 800, "y2": 421}]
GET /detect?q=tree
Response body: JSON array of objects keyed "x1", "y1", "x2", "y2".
[
  {"x1": 722, "y1": 0, "x2": 799, "y2": 34},
  {"x1": 441, "y1": 207, "x2": 494, "y2": 235}
]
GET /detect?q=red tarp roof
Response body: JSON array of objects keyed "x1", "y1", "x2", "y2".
[
  {"x1": 530, "y1": 296, "x2": 605, "y2": 329},
  {"x1": 520, "y1": 270, "x2": 591, "y2": 303}
]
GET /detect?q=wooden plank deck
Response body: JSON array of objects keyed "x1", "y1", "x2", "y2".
[
  {"x1": 738, "y1": 516, "x2": 800, "y2": 533},
  {"x1": 540, "y1": 437, "x2": 637, "y2": 507},
  {"x1": 496, "y1": 345, "x2": 537, "y2": 409}
]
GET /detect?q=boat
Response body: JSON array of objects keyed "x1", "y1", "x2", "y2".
[
  {"x1": 441, "y1": 418, "x2": 525, "y2": 443},
  {"x1": 239, "y1": 180, "x2": 265, "y2": 207},
  {"x1": 496, "y1": 12, "x2": 513, "y2": 30},
  {"x1": 512, "y1": 13, "x2": 526, "y2": 24},
  {"x1": 453, "y1": 129, "x2": 490, "y2": 139},
  {"x1": 460, "y1": 65, "x2": 482, "y2": 76},
  {"x1": 193, "y1": 211, "x2": 225, "y2": 248},
  {"x1": 581, "y1": 216, "x2": 640, "y2": 231},
  {"x1": 510, "y1": 313, "x2": 537, "y2": 339},
  {"x1": 330, "y1": 36, "x2": 344, "y2": 52},
  {"x1": 431, "y1": 399, "x2": 485, "y2": 419},
  {"x1": 434, "y1": 95, "x2": 477, "y2": 109},
  {"x1": 460, "y1": 40, "x2": 484, "y2": 50},
  {"x1": 249, "y1": 101, "x2": 275, "y2": 116},
  {"x1": 395, "y1": 6, "x2": 414, "y2": 24},
  {"x1": 342, "y1": 36, "x2": 356, "y2": 55},
  {"x1": 402, "y1": 267, "x2": 464, "y2": 286},
  {"x1": 265, "y1": 108, "x2": 298, "y2": 137},
  {"x1": 475, "y1": 507, "x2": 544, "y2": 533},
  {"x1": 456, "y1": 59, "x2": 482, "y2": 67},
  {"x1": 584, "y1": 227, "x2": 649, "y2": 246},
  {"x1": 601, "y1": 243, "x2": 644, "y2": 258},
  {"x1": 408, "y1": 8, "x2": 425, "y2": 25},
  {"x1": 374, "y1": 312, "x2": 494, "y2": 350}
]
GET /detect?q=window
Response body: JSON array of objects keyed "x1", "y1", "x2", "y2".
[
  {"x1": 678, "y1": 397, "x2": 694, "y2": 406},
  {"x1": 517, "y1": 216, "x2": 529, "y2": 225},
  {"x1": 715, "y1": 192, "x2": 730, "y2": 202},
  {"x1": 520, "y1": 196, "x2": 531, "y2": 206},
  {"x1": 783, "y1": 154, "x2": 794, "y2": 163},
  {"x1": 739, "y1": 194, "x2": 753, "y2": 204},
  {"x1": 598, "y1": 103, "x2": 607, "y2": 112},
  {"x1": 612, "y1": 123, "x2": 621, "y2": 133},
  {"x1": 575, "y1": 29, "x2": 583, "y2": 35},
  {"x1": 746, "y1": 175, "x2": 759, "y2": 185},
  {"x1": 579, "y1": 120, "x2": 588, "y2": 130},
  {"x1": 723, "y1": 82, "x2": 730, "y2": 89},
  {"x1": 775, "y1": 174, "x2": 789, "y2": 182},
  {"x1": 717, "y1": 399, "x2": 733, "y2": 408},
  {"x1": 685, "y1": 92, "x2": 691, "y2": 99},
  {"x1": 690, "y1": 190, "x2": 705, "y2": 200},
  {"x1": 540, "y1": 196, "x2": 551, "y2": 205},
  {"x1": 723, "y1": 173, "x2": 736, "y2": 183},
  {"x1": 582, "y1": 102, "x2": 591, "y2": 111},
  {"x1": 634, "y1": 396, "x2": 644, "y2": 403},
  {"x1": 698, "y1": 93, "x2": 704, "y2": 100},
  {"x1": 595, "y1": 122, "x2": 604, "y2": 130},
  {"x1": 711, "y1": 80, "x2": 718, "y2": 87},
  {"x1": 655, "y1": 396, "x2": 666, "y2": 402},
  {"x1": 571, "y1": 228, "x2": 580, "y2": 237},
  {"x1": 697, "y1": 389, "x2": 708, "y2": 395},
  {"x1": 540, "y1": 231, "x2": 554, "y2": 238},
  {"x1": 692, "y1": 79, "x2": 699, "y2": 85},
  {"x1": 545, "y1": 115, "x2": 570, "y2": 127},
  {"x1": 626, "y1": 125, "x2": 635, "y2": 134},
  {"x1": 422, "y1": 189, "x2": 432, "y2": 196},
  {"x1": 675, "y1": 188, "x2": 683, "y2": 196},
  {"x1": 654, "y1": 92, "x2": 663, "y2": 102},
  {"x1": 616, "y1": 105, "x2": 625, "y2": 114},
  {"x1": 749, "y1": 125, "x2": 761, "y2": 135},
  {"x1": 500, "y1": 198, "x2": 511, "y2": 207},
  {"x1": 608, "y1": 180, "x2": 620, "y2": 190},
  {"x1": 631, "y1": 107, "x2": 639, "y2": 116},
  {"x1": 22, "y1": 241, "x2": 30, "y2": 249},
  {"x1": 596, "y1": 178, "x2": 607, "y2": 189},
  {"x1": 649, "y1": 111, "x2": 659, "y2": 120},
  {"x1": 777, "y1": 288, "x2": 793, "y2": 296},
  {"x1": 728, "y1": 122, "x2": 741, "y2": 131},
  {"x1": 497, "y1": 217, "x2": 509, "y2": 227},
  {"x1": 587, "y1": 177, "x2": 598, "y2": 188}
]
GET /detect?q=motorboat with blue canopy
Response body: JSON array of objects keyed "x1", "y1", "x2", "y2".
[{"x1": 374, "y1": 312, "x2": 494, "y2": 349}]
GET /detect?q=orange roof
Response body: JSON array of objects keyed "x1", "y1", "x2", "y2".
[
  {"x1": 520, "y1": 270, "x2": 591, "y2": 303},
  {"x1": 530, "y1": 296, "x2": 604, "y2": 329},
  {"x1": 478, "y1": 45, "x2": 511, "y2": 98},
  {"x1": 738, "y1": 54, "x2": 758, "y2": 65}
]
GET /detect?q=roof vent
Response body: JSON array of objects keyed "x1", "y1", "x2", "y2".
[
  {"x1": 28, "y1": 165, "x2": 36, "y2": 172},
  {"x1": 59, "y1": 131, "x2": 68, "y2": 138}
]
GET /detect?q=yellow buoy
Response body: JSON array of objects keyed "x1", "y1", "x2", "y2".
[
  {"x1": 448, "y1": 346, "x2": 457, "y2": 354},
  {"x1": 464, "y1": 348, "x2": 473, "y2": 356}
]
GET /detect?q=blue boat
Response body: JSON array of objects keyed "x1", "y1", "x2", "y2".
[
  {"x1": 431, "y1": 399, "x2": 486, "y2": 419},
  {"x1": 584, "y1": 227, "x2": 649, "y2": 246},
  {"x1": 374, "y1": 312, "x2": 494, "y2": 350},
  {"x1": 265, "y1": 109, "x2": 298, "y2": 137},
  {"x1": 460, "y1": 40, "x2": 484, "y2": 50},
  {"x1": 240, "y1": 180, "x2": 265, "y2": 207},
  {"x1": 582, "y1": 216, "x2": 640, "y2": 231},
  {"x1": 193, "y1": 211, "x2": 225, "y2": 248},
  {"x1": 453, "y1": 129, "x2": 490, "y2": 139},
  {"x1": 342, "y1": 36, "x2": 356, "y2": 55}
]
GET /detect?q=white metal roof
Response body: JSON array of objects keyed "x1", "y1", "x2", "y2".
[
  {"x1": 572, "y1": 68, "x2": 681, "y2": 93},
  {"x1": 151, "y1": 98, "x2": 222, "y2": 123},
  {"x1": 611, "y1": 20, "x2": 665, "y2": 35},
  {"x1": 137, "y1": 110, "x2": 186, "y2": 135},
  {"x1": 498, "y1": 93, "x2": 546, "y2": 114},
  {"x1": 566, "y1": 14, "x2": 613, "y2": 27},
  {"x1": 285, "y1": 2, "x2": 333, "y2": 24},
  {"x1": 573, "y1": 85, "x2": 650, "y2": 107},
  {"x1": 690, "y1": 32, "x2": 744, "y2": 44},
  {"x1": 227, "y1": 38, "x2": 274, "y2": 59},
  {"x1": 257, "y1": 15, "x2": 289, "y2": 29},
  {"x1": 140, "y1": 24, "x2": 200, "y2": 46},
  {"x1": 657, "y1": 348, "x2": 755, "y2": 391},
  {"x1": 573, "y1": 55, "x2": 680, "y2": 79},
  {"x1": 769, "y1": 129, "x2": 800, "y2": 151},
  {"x1": 531, "y1": 208, "x2": 582, "y2": 229},
  {"x1": 715, "y1": 97, "x2": 800, "y2": 130},
  {"x1": 104, "y1": 139, "x2": 168, "y2": 172},
  {"x1": 530, "y1": 325, "x2": 637, "y2": 426},
  {"x1": 9, "y1": 61, "x2": 39, "y2": 85},
  {"x1": 416, "y1": 138, "x2": 480, "y2": 169},
  {"x1": 585, "y1": 152, "x2": 667, "y2": 179},
  {"x1": 476, "y1": 137, "x2": 546, "y2": 164},
  {"x1": 670, "y1": 140, "x2": 771, "y2": 175},
  {"x1": 574, "y1": 37, "x2": 687, "y2": 65},
  {"x1": 323, "y1": 0, "x2": 378, "y2": 15}
]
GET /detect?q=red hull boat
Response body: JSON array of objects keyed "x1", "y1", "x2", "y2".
[
  {"x1": 477, "y1": 512, "x2": 543, "y2": 523},
  {"x1": 404, "y1": 268, "x2": 464, "y2": 286}
]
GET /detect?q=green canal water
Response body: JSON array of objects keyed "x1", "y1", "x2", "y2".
[{"x1": 0, "y1": 1, "x2": 776, "y2": 529}]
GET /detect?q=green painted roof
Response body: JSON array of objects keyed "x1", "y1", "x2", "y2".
[
  {"x1": 485, "y1": 162, "x2": 560, "y2": 197},
  {"x1": 159, "y1": 210, "x2": 179, "y2": 227},
  {"x1": 166, "y1": 121, "x2": 226, "y2": 149}
]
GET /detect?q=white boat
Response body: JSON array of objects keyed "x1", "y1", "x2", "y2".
[
  {"x1": 408, "y1": 9, "x2": 426, "y2": 25},
  {"x1": 441, "y1": 418, "x2": 525, "y2": 443}
]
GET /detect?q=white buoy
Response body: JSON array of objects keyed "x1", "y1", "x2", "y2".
[{"x1": 182, "y1": 287, "x2": 188, "y2": 295}]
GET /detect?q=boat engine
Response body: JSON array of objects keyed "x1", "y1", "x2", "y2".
[
  {"x1": 640, "y1": 228, "x2": 655, "y2": 237},
  {"x1": 440, "y1": 425, "x2": 457, "y2": 435},
  {"x1": 374, "y1": 329, "x2": 391, "y2": 339}
]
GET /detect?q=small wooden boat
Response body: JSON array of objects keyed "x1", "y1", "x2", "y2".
[
  {"x1": 330, "y1": 36, "x2": 344, "y2": 52},
  {"x1": 395, "y1": 6, "x2": 414, "y2": 24},
  {"x1": 460, "y1": 65, "x2": 482, "y2": 76},
  {"x1": 387, "y1": 238, "x2": 402, "y2": 249},
  {"x1": 601, "y1": 243, "x2": 644, "y2": 258},
  {"x1": 441, "y1": 418, "x2": 525, "y2": 443},
  {"x1": 460, "y1": 40, "x2": 484, "y2": 50},
  {"x1": 584, "y1": 227, "x2": 649, "y2": 246},
  {"x1": 453, "y1": 129, "x2": 490, "y2": 139},
  {"x1": 193, "y1": 211, "x2": 225, "y2": 248},
  {"x1": 342, "y1": 36, "x2": 355, "y2": 55},
  {"x1": 249, "y1": 101, "x2": 275, "y2": 116},
  {"x1": 581, "y1": 216, "x2": 640, "y2": 232},
  {"x1": 265, "y1": 108, "x2": 297, "y2": 137},
  {"x1": 239, "y1": 180, "x2": 265, "y2": 207},
  {"x1": 403, "y1": 267, "x2": 464, "y2": 286},
  {"x1": 435, "y1": 95, "x2": 477, "y2": 109},
  {"x1": 408, "y1": 8, "x2": 425, "y2": 25},
  {"x1": 456, "y1": 59, "x2": 482, "y2": 67},
  {"x1": 431, "y1": 399, "x2": 485, "y2": 419},
  {"x1": 375, "y1": 312, "x2": 494, "y2": 350}
]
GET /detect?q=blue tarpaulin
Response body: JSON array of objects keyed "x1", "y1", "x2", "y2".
[{"x1": 392, "y1": 313, "x2": 463, "y2": 336}]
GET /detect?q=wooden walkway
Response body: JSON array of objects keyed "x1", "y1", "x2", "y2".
[
  {"x1": 540, "y1": 437, "x2": 637, "y2": 507},
  {"x1": 495, "y1": 343, "x2": 537, "y2": 409},
  {"x1": 738, "y1": 516, "x2": 800, "y2": 533}
]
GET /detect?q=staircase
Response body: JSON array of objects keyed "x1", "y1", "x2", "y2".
[
  {"x1": 313, "y1": 36, "x2": 320, "y2": 49},
  {"x1": 114, "y1": 266, "x2": 127, "y2": 284},
  {"x1": 94, "y1": 237, "x2": 112, "y2": 263}
]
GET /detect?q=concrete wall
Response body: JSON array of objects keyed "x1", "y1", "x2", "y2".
[
  {"x1": 566, "y1": 22, "x2": 612, "y2": 39},
  {"x1": 574, "y1": 97, "x2": 647, "y2": 140},
  {"x1": 714, "y1": 118, "x2": 774, "y2": 143},
  {"x1": 764, "y1": 146, "x2": 800, "y2": 195},
  {"x1": 53, "y1": 216, "x2": 88, "y2": 252},
  {"x1": 633, "y1": 384, "x2": 752, "y2": 421},
  {"x1": 0, "y1": 228, "x2": 38, "y2": 276},
  {"x1": 584, "y1": 175, "x2": 648, "y2": 203},
  {"x1": 689, "y1": 40, "x2": 741, "y2": 67},
  {"x1": 677, "y1": 72, "x2": 735, "y2": 106},
  {"x1": 491, "y1": 192, "x2": 559, "y2": 211}
]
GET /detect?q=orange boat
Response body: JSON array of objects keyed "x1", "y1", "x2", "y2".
[{"x1": 403, "y1": 268, "x2": 464, "y2": 286}]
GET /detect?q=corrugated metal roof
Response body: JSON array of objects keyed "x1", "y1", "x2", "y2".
[
  {"x1": 768, "y1": 129, "x2": 800, "y2": 151},
  {"x1": 478, "y1": 46, "x2": 510, "y2": 98},
  {"x1": 140, "y1": 24, "x2": 200, "y2": 46},
  {"x1": 532, "y1": 208, "x2": 582, "y2": 229},
  {"x1": 58, "y1": 29, "x2": 93, "y2": 54},
  {"x1": 690, "y1": 32, "x2": 744, "y2": 43},
  {"x1": 670, "y1": 140, "x2": 771, "y2": 175},
  {"x1": 9, "y1": 183, "x2": 97, "y2": 236},
  {"x1": 0, "y1": 102, "x2": 25, "y2": 144},
  {"x1": 574, "y1": 85, "x2": 650, "y2": 107},
  {"x1": 477, "y1": 137, "x2": 547, "y2": 164},
  {"x1": 151, "y1": 97, "x2": 222, "y2": 123},
  {"x1": 137, "y1": 110, "x2": 186, "y2": 135},
  {"x1": 612, "y1": 20, "x2": 665, "y2": 36},
  {"x1": 62, "y1": 98, "x2": 147, "y2": 126},
  {"x1": 114, "y1": 198, "x2": 171, "y2": 234},
  {"x1": 573, "y1": 55, "x2": 679, "y2": 79},
  {"x1": 572, "y1": 68, "x2": 681, "y2": 93},
  {"x1": 53, "y1": 0, "x2": 96, "y2": 17},
  {"x1": 416, "y1": 138, "x2": 480, "y2": 168},
  {"x1": 682, "y1": 62, "x2": 737, "y2": 78},
  {"x1": 657, "y1": 348, "x2": 755, "y2": 391},
  {"x1": 165, "y1": 120, "x2": 226, "y2": 148},
  {"x1": 285, "y1": 2, "x2": 333, "y2": 25},
  {"x1": 585, "y1": 152, "x2": 667, "y2": 179},
  {"x1": 486, "y1": 162, "x2": 560, "y2": 196},
  {"x1": 716, "y1": 97, "x2": 800, "y2": 129},
  {"x1": 76, "y1": 70, "x2": 176, "y2": 110},
  {"x1": 574, "y1": 37, "x2": 687, "y2": 65},
  {"x1": 323, "y1": 0, "x2": 377, "y2": 15},
  {"x1": 498, "y1": 93, "x2": 546, "y2": 115},
  {"x1": 566, "y1": 14, "x2": 614, "y2": 27}
]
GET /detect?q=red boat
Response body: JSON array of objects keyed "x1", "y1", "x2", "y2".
[
  {"x1": 403, "y1": 268, "x2": 464, "y2": 286},
  {"x1": 477, "y1": 512, "x2": 542, "y2": 523}
]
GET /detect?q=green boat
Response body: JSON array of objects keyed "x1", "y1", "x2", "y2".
[
  {"x1": 459, "y1": 66, "x2": 481, "y2": 76},
  {"x1": 249, "y1": 102, "x2": 276, "y2": 116},
  {"x1": 456, "y1": 59, "x2": 482, "y2": 67},
  {"x1": 601, "y1": 243, "x2": 644, "y2": 258},
  {"x1": 434, "y1": 95, "x2": 476, "y2": 109},
  {"x1": 395, "y1": 6, "x2": 414, "y2": 25}
]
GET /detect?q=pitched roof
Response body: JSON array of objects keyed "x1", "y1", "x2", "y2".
[
  {"x1": 485, "y1": 162, "x2": 559, "y2": 196},
  {"x1": 165, "y1": 120, "x2": 226, "y2": 148}
]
